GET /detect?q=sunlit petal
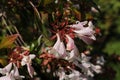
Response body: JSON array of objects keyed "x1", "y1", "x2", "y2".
[
  {"x1": 53, "y1": 33, "x2": 61, "y2": 51},
  {"x1": 29, "y1": 54, "x2": 36, "y2": 60},
  {"x1": 66, "y1": 35, "x2": 75, "y2": 51},
  {"x1": 59, "y1": 42, "x2": 66, "y2": 57}
]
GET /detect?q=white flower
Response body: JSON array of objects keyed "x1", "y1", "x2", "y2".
[
  {"x1": 67, "y1": 67, "x2": 81, "y2": 80},
  {"x1": 0, "y1": 75, "x2": 13, "y2": 80},
  {"x1": 57, "y1": 68, "x2": 66, "y2": 80},
  {"x1": 0, "y1": 63, "x2": 24, "y2": 80},
  {"x1": 21, "y1": 54, "x2": 36, "y2": 78},
  {"x1": 70, "y1": 21, "x2": 96, "y2": 44},
  {"x1": 73, "y1": 53, "x2": 102, "y2": 77},
  {"x1": 69, "y1": 21, "x2": 87, "y2": 30},
  {"x1": 11, "y1": 63, "x2": 24, "y2": 79},
  {"x1": 87, "y1": 70, "x2": 94, "y2": 77},
  {"x1": 21, "y1": 54, "x2": 35, "y2": 66},
  {"x1": 96, "y1": 56, "x2": 105, "y2": 65},
  {"x1": 65, "y1": 45, "x2": 79, "y2": 61},
  {"x1": 57, "y1": 67, "x2": 81, "y2": 80},
  {"x1": 53, "y1": 33, "x2": 67, "y2": 58},
  {"x1": 66, "y1": 34, "x2": 75, "y2": 51},
  {"x1": 0, "y1": 63, "x2": 12, "y2": 75},
  {"x1": 91, "y1": 65, "x2": 101, "y2": 73}
]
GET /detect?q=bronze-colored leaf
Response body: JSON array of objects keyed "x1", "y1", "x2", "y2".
[{"x1": 0, "y1": 34, "x2": 19, "y2": 49}]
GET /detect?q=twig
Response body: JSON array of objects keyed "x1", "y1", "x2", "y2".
[
  {"x1": 1, "y1": 16, "x2": 19, "y2": 45},
  {"x1": 29, "y1": 1, "x2": 43, "y2": 23}
]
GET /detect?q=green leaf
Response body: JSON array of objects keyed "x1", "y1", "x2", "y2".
[
  {"x1": 42, "y1": 36, "x2": 53, "y2": 46},
  {"x1": 0, "y1": 34, "x2": 19, "y2": 49}
]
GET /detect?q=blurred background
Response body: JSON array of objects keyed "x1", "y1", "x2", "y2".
[{"x1": 94, "y1": 0, "x2": 120, "y2": 80}]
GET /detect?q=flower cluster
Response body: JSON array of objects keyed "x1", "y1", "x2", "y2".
[
  {"x1": 0, "y1": 0, "x2": 105, "y2": 80},
  {"x1": 50, "y1": 20, "x2": 96, "y2": 59},
  {"x1": 0, "y1": 47, "x2": 36, "y2": 79},
  {"x1": 0, "y1": 63, "x2": 24, "y2": 80},
  {"x1": 39, "y1": 20, "x2": 104, "y2": 80}
]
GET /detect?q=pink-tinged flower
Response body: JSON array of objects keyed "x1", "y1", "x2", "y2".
[
  {"x1": 0, "y1": 63, "x2": 12, "y2": 75},
  {"x1": 72, "y1": 21, "x2": 96, "y2": 44},
  {"x1": 53, "y1": 34, "x2": 61, "y2": 50},
  {"x1": 75, "y1": 53, "x2": 102, "y2": 77},
  {"x1": 12, "y1": 63, "x2": 24, "y2": 79},
  {"x1": 27, "y1": 63, "x2": 35, "y2": 78},
  {"x1": 21, "y1": 54, "x2": 36, "y2": 78},
  {"x1": 0, "y1": 75, "x2": 13, "y2": 80},
  {"x1": 66, "y1": 34, "x2": 75, "y2": 51},
  {"x1": 69, "y1": 21, "x2": 88, "y2": 30},
  {"x1": 53, "y1": 33, "x2": 66, "y2": 57},
  {"x1": 65, "y1": 45, "x2": 79, "y2": 61},
  {"x1": 0, "y1": 63, "x2": 24, "y2": 80}
]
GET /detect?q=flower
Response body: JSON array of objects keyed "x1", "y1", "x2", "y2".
[
  {"x1": 65, "y1": 34, "x2": 75, "y2": 51},
  {"x1": 53, "y1": 33, "x2": 67, "y2": 58},
  {"x1": 65, "y1": 45, "x2": 79, "y2": 62},
  {"x1": 8, "y1": 46, "x2": 29, "y2": 68},
  {"x1": 0, "y1": 63, "x2": 24, "y2": 80},
  {"x1": 0, "y1": 62, "x2": 12, "y2": 75},
  {"x1": 96, "y1": 56, "x2": 105, "y2": 65},
  {"x1": 74, "y1": 53, "x2": 102, "y2": 77},
  {"x1": 70, "y1": 21, "x2": 96, "y2": 44},
  {"x1": 67, "y1": 67, "x2": 81, "y2": 80},
  {"x1": 57, "y1": 66, "x2": 87, "y2": 80},
  {"x1": 69, "y1": 21, "x2": 88, "y2": 30},
  {"x1": 8, "y1": 46, "x2": 36, "y2": 78},
  {"x1": 21, "y1": 54, "x2": 36, "y2": 78},
  {"x1": 57, "y1": 68, "x2": 66, "y2": 80}
]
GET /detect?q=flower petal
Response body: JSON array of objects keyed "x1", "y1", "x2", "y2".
[
  {"x1": 73, "y1": 21, "x2": 96, "y2": 44},
  {"x1": 74, "y1": 28, "x2": 96, "y2": 44},
  {"x1": 66, "y1": 45, "x2": 79, "y2": 61},
  {"x1": 21, "y1": 56, "x2": 27, "y2": 66},
  {"x1": 27, "y1": 63, "x2": 34, "y2": 78},
  {"x1": 29, "y1": 54, "x2": 36, "y2": 60},
  {"x1": 66, "y1": 35, "x2": 75, "y2": 51},
  {"x1": 59, "y1": 42, "x2": 66, "y2": 57},
  {"x1": 53, "y1": 33, "x2": 66, "y2": 57},
  {"x1": 74, "y1": 27, "x2": 94, "y2": 36},
  {"x1": 53, "y1": 33, "x2": 61, "y2": 51},
  {"x1": 0, "y1": 63, "x2": 12, "y2": 75},
  {"x1": 69, "y1": 21, "x2": 85, "y2": 30},
  {"x1": 91, "y1": 65, "x2": 101, "y2": 73},
  {"x1": 0, "y1": 75, "x2": 13, "y2": 80},
  {"x1": 79, "y1": 35, "x2": 94, "y2": 44},
  {"x1": 88, "y1": 21, "x2": 94, "y2": 28},
  {"x1": 13, "y1": 63, "x2": 19, "y2": 77}
]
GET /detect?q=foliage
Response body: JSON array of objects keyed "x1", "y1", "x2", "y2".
[
  {"x1": 0, "y1": 0, "x2": 119, "y2": 80},
  {"x1": 94, "y1": 0, "x2": 120, "y2": 80}
]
